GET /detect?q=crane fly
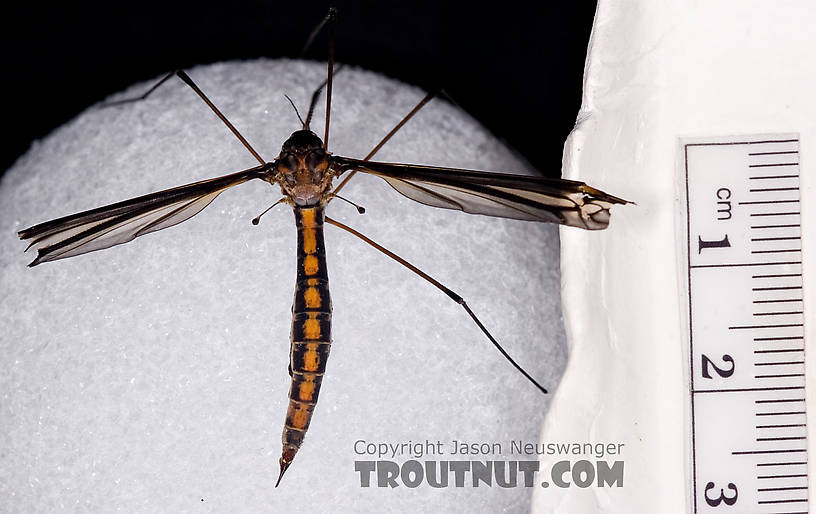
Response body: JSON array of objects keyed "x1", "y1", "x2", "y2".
[{"x1": 17, "y1": 9, "x2": 629, "y2": 486}]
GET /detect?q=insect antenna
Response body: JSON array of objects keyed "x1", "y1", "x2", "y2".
[
  {"x1": 251, "y1": 198, "x2": 287, "y2": 225},
  {"x1": 332, "y1": 91, "x2": 435, "y2": 195},
  {"x1": 283, "y1": 94, "x2": 306, "y2": 129},
  {"x1": 325, "y1": 216, "x2": 548, "y2": 394}
]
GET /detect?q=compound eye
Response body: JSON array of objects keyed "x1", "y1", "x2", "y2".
[
  {"x1": 284, "y1": 155, "x2": 299, "y2": 171},
  {"x1": 277, "y1": 155, "x2": 299, "y2": 185},
  {"x1": 305, "y1": 150, "x2": 326, "y2": 171}
]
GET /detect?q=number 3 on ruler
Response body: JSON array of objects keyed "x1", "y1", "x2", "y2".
[{"x1": 704, "y1": 481, "x2": 738, "y2": 507}]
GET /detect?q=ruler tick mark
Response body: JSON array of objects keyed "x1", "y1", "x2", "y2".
[
  {"x1": 750, "y1": 211, "x2": 800, "y2": 217},
  {"x1": 748, "y1": 151, "x2": 799, "y2": 156},
  {"x1": 751, "y1": 248, "x2": 802, "y2": 254},
  {"x1": 747, "y1": 138, "x2": 799, "y2": 144},
  {"x1": 748, "y1": 174, "x2": 799, "y2": 180},
  {"x1": 748, "y1": 162, "x2": 799, "y2": 168},
  {"x1": 757, "y1": 486, "x2": 808, "y2": 492},
  {"x1": 757, "y1": 498, "x2": 808, "y2": 504},
  {"x1": 729, "y1": 323, "x2": 803, "y2": 329},
  {"x1": 739, "y1": 199, "x2": 799, "y2": 205},
  {"x1": 751, "y1": 223, "x2": 801, "y2": 229},
  {"x1": 749, "y1": 186, "x2": 800, "y2": 192},
  {"x1": 751, "y1": 236, "x2": 801, "y2": 242},
  {"x1": 757, "y1": 473, "x2": 808, "y2": 479},
  {"x1": 733, "y1": 449, "x2": 806, "y2": 455},
  {"x1": 695, "y1": 386, "x2": 804, "y2": 394}
]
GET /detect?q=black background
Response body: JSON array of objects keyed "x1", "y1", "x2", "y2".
[{"x1": 2, "y1": 2, "x2": 597, "y2": 178}]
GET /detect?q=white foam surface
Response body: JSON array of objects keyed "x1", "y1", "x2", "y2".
[
  {"x1": 534, "y1": 1, "x2": 816, "y2": 512},
  {"x1": 1, "y1": 61, "x2": 569, "y2": 511}
]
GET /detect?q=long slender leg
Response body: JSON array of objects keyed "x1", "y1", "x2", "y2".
[
  {"x1": 101, "y1": 71, "x2": 177, "y2": 107},
  {"x1": 103, "y1": 70, "x2": 266, "y2": 165},
  {"x1": 174, "y1": 71, "x2": 265, "y2": 165},
  {"x1": 323, "y1": 7, "x2": 337, "y2": 149},
  {"x1": 298, "y1": 8, "x2": 342, "y2": 133},
  {"x1": 303, "y1": 64, "x2": 344, "y2": 131},
  {"x1": 325, "y1": 216, "x2": 548, "y2": 394},
  {"x1": 331, "y1": 91, "x2": 435, "y2": 195},
  {"x1": 300, "y1": 7, "x2": 332, "y2": 56}
]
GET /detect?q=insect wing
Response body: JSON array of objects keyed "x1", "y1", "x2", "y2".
[
  {"x1": 18, "y1": 165, "x2": 268, "y2": 266},
  {"x1": 335, "y1": 157, "x2": 628, "y2": 230}
]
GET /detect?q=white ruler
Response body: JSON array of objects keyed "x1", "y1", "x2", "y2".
[{"x1": 684, "y1": 135, "x2": 808, "y2": 513}]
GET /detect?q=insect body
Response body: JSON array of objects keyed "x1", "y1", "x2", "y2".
[
  {"x1": 276, "y1": 130, "x2": 335, "y2": 481},
  {"x1": 17, "y1": 12, "x2": 629, "y2": 487},
  {"x1": 283, "y1": 203, "x2": 332, "y2": 483}
]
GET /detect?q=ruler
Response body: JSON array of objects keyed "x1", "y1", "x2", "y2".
[{"x1": 684, "y1": 135, "x2": 808, "y2": 513}]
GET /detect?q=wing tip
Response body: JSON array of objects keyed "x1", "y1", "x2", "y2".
[
  {"x1": 25, "y1": 248, "x2": 51, "y2": 267},
  {"x1": 19, "y1": 229, "x2": 41, "y2": 254},
  {"x1": 579, "y1": 185, "x2": 632, "y2": 206},
  {"x1": 18, "y1": 227, "x2": 35, "y2": 241}
]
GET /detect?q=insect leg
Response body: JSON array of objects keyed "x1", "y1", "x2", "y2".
[
  {"x1": 303, "y1": 64, "x2": 344, "y2": 131},
  {"x1": 331, "y1": 91, "x2": 435, "y2": 195},
  {"x1": 301, "y1": 7, "x2": 335, "y2": 56},
  {"x1": 324, "y1": 216, "x2": 548, "y2": 394},
  {"x1": 103, "y1": 70, "x2": 266, "y2": 165},
  {"x1": 101, "y1": 71, "x2": 177, "y2": 107},
  {"x1": 323, "y1": 7, "x2": 337, "y2": 149},
  {"x1": 174, "y1": 71, "x2": 266, "y2": 165}
]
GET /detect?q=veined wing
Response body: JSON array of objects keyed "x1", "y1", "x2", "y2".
[
  {"x1": 18, "y1": 164, "x2": 270, "y2": 266},
  {"x1": 334, "y1": 157, "x2": 629, "y2": 230}
]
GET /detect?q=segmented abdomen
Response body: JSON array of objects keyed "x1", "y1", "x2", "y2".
[{"x1": 279, "y1": 206, "x2": 332, "y2": 476}]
